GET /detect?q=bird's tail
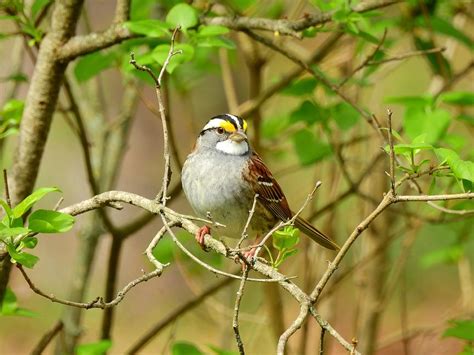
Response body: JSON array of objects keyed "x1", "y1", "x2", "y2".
[{"x1": 294, "y1": 216, "x2": 340, "y2": 251}]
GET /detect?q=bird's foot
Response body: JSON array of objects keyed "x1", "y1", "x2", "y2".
[
  {"x1": 195, "y1": 225, "x2": 211, "y2": 251},
  {"x1": 237, "y1": 247, "x2": 257, "y2": 270}
]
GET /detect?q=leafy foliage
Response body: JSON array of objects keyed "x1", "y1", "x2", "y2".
[
  {"x1": 0, "y1": 187, "x2": 74, "y2": 268},
  {"x1": 76, "y1": 340, "x2": 112, "y2": 355},
  {"x1": 272, "y1": 226, "x2": 300, "y2": 268}
]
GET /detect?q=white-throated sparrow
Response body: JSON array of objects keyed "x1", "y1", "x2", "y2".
[{"x1": 181, "y1": 114, "x2": 339, "y2": 251}]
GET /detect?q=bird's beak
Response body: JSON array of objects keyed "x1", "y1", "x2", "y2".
[{"x1": 229, "y1": 130, "x2": 247, "y2": 143}]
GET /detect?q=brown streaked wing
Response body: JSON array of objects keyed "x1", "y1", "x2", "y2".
[{"x1": 245, "y1": 152, "x2": 293, "y2": 222}]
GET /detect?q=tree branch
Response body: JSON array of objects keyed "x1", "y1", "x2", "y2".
[{"x1": 202, "y1": 0, "x2": 400, "y2": 37}]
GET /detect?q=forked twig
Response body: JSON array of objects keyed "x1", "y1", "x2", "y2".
[{"x1": 129, "y1": 27, "x2": 182, "y2": 206}]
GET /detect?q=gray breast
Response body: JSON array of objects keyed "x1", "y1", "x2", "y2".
[{"x1": 182, "y1": 149, "x2": 275, "y2": 238}]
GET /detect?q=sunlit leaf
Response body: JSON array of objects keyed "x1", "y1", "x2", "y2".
[
  {"x1": 280, "y1": 78, "x2": 317, "y2": 96},
  {"x1": 197, "y1": 25, "x2": 229, "y2": 37},
  {"x1": 31, "y1": 0, "x2": 52, "y2": 18},
  {"x1": 172, "y1": 341, "x2": 203, "y2": 355},
  {"x1": 12, "y1": 187, "x2": 60, "y2": 218},
  {"x1": 421, "y1": 244, "x2": 463, "y2": 268},
  {"x1": 6, "y1": 244, "x2": 39, "y2": 268},
  {"x1": 443, "y1": 320, "x2": 474, "y2": 341},
  {"x1": 440, "y1": 91, "x2": 474, "y2": 106},
  {"x1": 331, "y1": 102, "x2": 359, "y2": 130},
  {"x1": 166, "y1": 4, "x2": 198, "y2": 31},
  {"x1": 290, "y1": 100, "x2": 325, "y2": 125},
  {"x1": 28, "y1": 210, "x2": 75, "y2": 233},
  {"x1": 123, "y1": 20, "x2": 170, "y2": 37},
  {"x1": 273, "y1": 226, "x2": 300, "y2": 250},
  {"x1": 404, "y1": 107, "x2": 450, "y2": 144},
  {"x1": 0, "y1": 227, "x2": 31, "y2": 241},
  {"x1": 1, "y1": 288, "x2": 35, "y2": 317},
  {"x1": 197, "y1": 37, "x2": 235, "y2": 49},
  {"x1": 76, "y1": 340, "x2": 112, "y2": 355},
  {"x1": 74, "y1": 51, "x2": 118, "y2": 82}
]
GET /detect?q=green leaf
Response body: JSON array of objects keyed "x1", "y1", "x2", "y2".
[
  {"x1": 12, "y1": 187, "x2": 60, "y2": 218},
  {"x1": 1, "y1": 288, "x2": 35, "y2": 317},
  {"x1": 166, "y1": 4, "x2": 198, "y2": 31},
  {"x1": 152, "y1": 43, "x2": 194, "y2": 73},
  {"x1": 123, "y1": 20, "x2": 170, "y2": 37},
  {"x1": 21, "y1": 236, "x2": 38, "y2": 249},
  {"x1": 280, "y1": 78, "x2": 317, "y2": 96},
  {"x1": 152, "y1": 237, "x2": 174, "y2": 264},
  {"x1": 0, "y1": 199, "x2": 12, "y2": 219},
  {"x1": 274, "y1": 248, "x2": 298, "y2": 267},
  {"x1": 197, "y1": 37, "x2": 236, "y2": 50},
  {"x1": 1, "y1": 72, "x2": 28, "y2": 83},
  {"x1": 421, "y1": 244, "x2": 463, "y2": 268},
  {"x1": 404, "y1": 107, "x2": 451, "y2": 144},
  {"x1": 292, "y1": 129, "x2": 332, "y2": 165},
  {"x1": 0, "y1": 227, "x2": 31, "y2": 241},
  {"x1": 6, "y1": 244, "x2": 39, "y2": 268},
  {"x1": 74, "y1": 51, "x2": 117, "y2": 82},
  {"x1": 28, "y1": 210, "x2": 75, "y2": 233},
  {"x1": 273, "y1": 226, "x2": 300, "y2": 250},
  {"x1": 443, "y1": 133, "x2": 466, "y2": 151},
  {"x1": 261, "y1": 114, "x2": 290, "y2": 139},
  {"x1": 429, "y1": 17, "x2": 473, "y2": 49},
  {"x1": 440, "y1": 91, "x2": 474, "y2": 106},
  {"x1": 392, "y1": 142, "x2": 433, "y2": 155},
  {"x1": 290, "y1": 100, "x2": 324, "y2": 125},
  {"x1": 1, "y1": 99, "x2": 24, "y2": 122},
  {"x1": 172, "y1": 341, "x2": 203, "y2": 355},
  {"x1": 331, "y1": 102, "x2": 359, "y2": 130},
  {"x1": 76, "y1": 340, "x2": 112, "y2": 355},
  {"x1": 435, "y1": 148, "x2": 474, "y2": 183},
  {"x1": 31, "y1": 0, "x2": 52, "y2": 18},
  {"x1": 457, "y1": 114, "x2": 474, "y2": 126},
  {"x1": 413, "y1": 36, "x2": 451, "y2": 77},
  {"x1": 385, "y1": 95, "x2": 433, "y2": 107},
  {"x1": 443, "y1": 320, "x2": 474, "y2": 341},
  {"x1": 197, "y1": 25, "x2": 229, "y2": 37}
]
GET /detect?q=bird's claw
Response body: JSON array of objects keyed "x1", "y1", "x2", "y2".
[{"x1": 195, "y1": 225, "x2": 211, "y2": 251}]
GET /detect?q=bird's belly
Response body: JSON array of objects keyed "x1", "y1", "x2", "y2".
[{"x1": 183, "y1": 160, "x2": 244, "y2": 235}]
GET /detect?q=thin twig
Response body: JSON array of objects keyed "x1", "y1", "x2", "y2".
[
  {"x1": 319, "y1": 328, "x2": 326, "y2": 355},
  {"x1": 31, "y1": 320, "x2": 64, "y2": 355},
  {"x1": 427, "y1": 201, "x2": 474, "y2": 215},
  {"x1": 233, "y1": 266, "x2": 249, "y2": 354},
  {"x1": 387, "y1": 109, "x2": 396, "y2": 195},
  {"x1": 3, "y1": 169, "x2": 11, "y2": 208},
  {"x1": 367, "y1": 47, "x2": 446, "y2": 66},
  {"x1": 17, "y1": 261, "x2": 163, "y2": 310},
  {"x1": 145, "y1": 225, "x2": 172, "y2": 270},
  {"x1": 237, "y1": 194, "x2": 259, "y2": 249},
  {"x1": 338, "y1": 29, "x2": 387, "y2": 88},
  {"x1": 130, "y1": 28, "x2": 181, "y2": 206},
  {"x1": 129, "y1": 52, "x2": 158, "y2": 85}
]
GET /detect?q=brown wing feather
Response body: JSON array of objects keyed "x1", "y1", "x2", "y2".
[
  {"x1": 246, "y1": 152, "x2": 292, "y2": 222},
  {"x1": 246, "y1": 152, "x2": 339, "y2": 250}
]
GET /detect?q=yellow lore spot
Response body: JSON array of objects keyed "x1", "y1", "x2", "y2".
[{"x1": 219, "y1": 120, "x2": 236, "y2": 133}]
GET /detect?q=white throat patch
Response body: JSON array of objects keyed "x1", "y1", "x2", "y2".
[{"x1": 216, "y1": 140, "x2": 249, "y2": 156}]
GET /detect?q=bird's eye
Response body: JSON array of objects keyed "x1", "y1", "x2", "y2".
[{"x1": 216, "y1": 127, "x2": 225, "y2": 134}]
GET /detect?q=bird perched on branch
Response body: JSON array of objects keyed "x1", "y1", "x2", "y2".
[{"x1": 181, "y1": 114, "x2": 339, "y2": 256}]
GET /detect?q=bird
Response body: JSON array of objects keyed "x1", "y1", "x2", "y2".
[{"x1": 181, "y1": 114, "x2": 340, "y2": 255}]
